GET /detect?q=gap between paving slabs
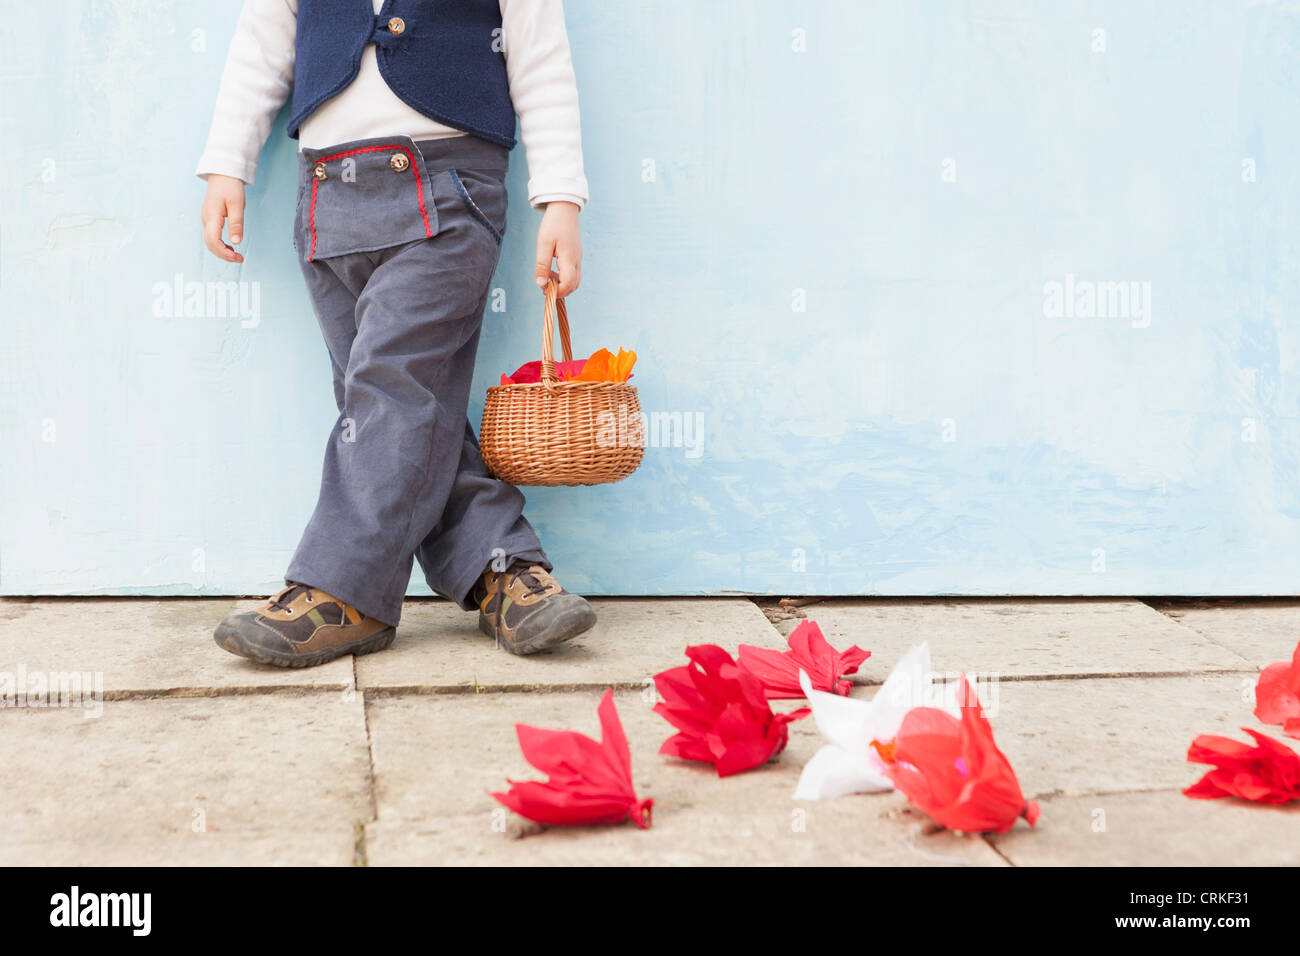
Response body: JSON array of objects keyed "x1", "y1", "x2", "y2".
[
  {"x1": 756, "y1": 596, "x2": 1258, "y2": 681},
  {"x1": 355, "y1": 655, "x2": 377, "y2": 866}
]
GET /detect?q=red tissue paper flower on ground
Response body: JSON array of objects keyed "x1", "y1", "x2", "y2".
[
  {"x1": 1183, "y1": 728, "x2": 1300, "y2": 804},
  {"x1": 491, "y1": 688, "x2": 652, "y2": 828},
  {"x1": 1254, "y1": 642, "x2": 1300, "y2": 739},
  {"x1": 653, "y1": 644, "x2": 810, "y2": 777},
  {"x1": 879, "y1": 677, "x2": 1039, "y2": 834},
  {"x1": 737, "y1": 620, "x2": 870, "y2": 698}
]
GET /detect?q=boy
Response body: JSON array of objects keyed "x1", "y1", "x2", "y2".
[{"x1": 197, "y1": 0, "x2": 594, "y2": 667}]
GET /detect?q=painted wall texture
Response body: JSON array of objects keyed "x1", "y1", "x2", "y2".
[{"x1": 3, "y1": 0, "x2": 1299, "y2": 599}]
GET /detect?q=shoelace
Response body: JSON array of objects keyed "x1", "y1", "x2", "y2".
[
  {"x1": 490, "y1": 564, "x2": 553, "y2": 648},
  {"x1": 508, "y1": 565, "x2": 553, "y2": 598},
  {"x1": 268, "y1": 583, "x2": 317, "y2": 615}
]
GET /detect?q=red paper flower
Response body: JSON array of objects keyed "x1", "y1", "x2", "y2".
[
  {"x1": 491, "y1": 689, "x2": 652, "y2": 828},
  {"x1": 499, "y1": 358, "x2": 588, "y2": 386},
  {"x1": 737, "y1": 620, "x2": 870, "y2": 698},
  {"x1": 1254, "y1": 642, "x2": 1300, "y2": 739},
  {"x1": 1183, "y1": 728, "x2": 1300, "y2": 804},
  {"x1": 881, "y1": 677, "x2": 1039, "y2": 834},
  {"x1": 654, "y1": 644, "x2": 809, "y2": 777}
]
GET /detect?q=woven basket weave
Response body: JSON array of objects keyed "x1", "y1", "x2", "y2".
[{"x1": 479, "y1": 280, "x2": 645, "y2": 487}]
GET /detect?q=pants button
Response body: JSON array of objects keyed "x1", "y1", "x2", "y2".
[
  {"x1": 389, "y1": 153, "x2": 410, "y2": 172},
  {"x1": 387, "y1": 17, "x2": 405, "y2": 35}
]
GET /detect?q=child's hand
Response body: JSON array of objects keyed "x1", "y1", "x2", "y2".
[
  {"x1": 201, "y1": 174, "x2": 247, "y2": 263},
  {"x1": 534, "y1": 201, "x2": 582, "y2": 297}
]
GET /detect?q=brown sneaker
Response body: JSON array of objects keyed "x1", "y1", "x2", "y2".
[
  {"x1": 473, "y1": 561, "x2": 596, "y2": 655},
  {"x1": 214, "y1": 583, "x2": 395, "y2": 668}
]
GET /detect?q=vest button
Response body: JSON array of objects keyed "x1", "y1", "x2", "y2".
[
  {"x1": 313, "y1": 162, "x2": 327, "y2": 180},
  {"x1": 389, "y1": 153, "x2": 410, "y2": 172},
  {"x1": 387, "y1": 17, "x2": 405, "y2": 35}
]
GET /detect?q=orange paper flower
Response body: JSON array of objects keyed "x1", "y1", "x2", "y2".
[{"x1": 573, "y1": 347, "x2": 637, "y2": 383}]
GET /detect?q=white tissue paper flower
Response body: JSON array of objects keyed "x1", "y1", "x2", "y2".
[{"x1": 793, "y1": 642, "x2": 958, "y2": 800}]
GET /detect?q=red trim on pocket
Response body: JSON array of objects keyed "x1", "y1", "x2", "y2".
[{"x1": 307, "y1": 145, "x2": 432, "y2": 262}]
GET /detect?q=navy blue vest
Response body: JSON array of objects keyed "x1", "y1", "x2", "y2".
[{"x1": 288, "y1": 0, "x2": 517, "y2": 149}]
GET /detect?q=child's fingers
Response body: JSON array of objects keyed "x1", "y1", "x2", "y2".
[
  {"x1": 201, "y1": 207, "x2": 240, "y2": 263},
  {"x1": 556, "y1": 254, "x2": 581, "y2": 297},
  {"x1": 227, "y1": 196, "x2": 245, "y2": 245},
  {"x1": 534, "y1": 236, "x2": 557, "y2": 289}
]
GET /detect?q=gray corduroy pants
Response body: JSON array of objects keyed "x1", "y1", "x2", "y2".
[{"x1": 283, "y1": 134, "x2": 549, "y2": 626}]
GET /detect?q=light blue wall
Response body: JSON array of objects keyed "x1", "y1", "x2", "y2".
[{"x1": 3, "y1": 0, "x2": 1300, "y2": 598}]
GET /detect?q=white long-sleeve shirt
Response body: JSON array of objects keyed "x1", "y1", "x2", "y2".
[{"x1": 195, "y1": 0, "x2": 588, "y2": 209}]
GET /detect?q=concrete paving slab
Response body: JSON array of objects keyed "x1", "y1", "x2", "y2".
[
  {"x1": 363, "y1": 690, "x2": 1007, "y2": 865},
  {"x1": 1150, "y1": 600, "x2": 1300, "y2": 669},
  {"x1": 989, "y1": 789, "x2": 1300, "y2": 866},
  {"x1": 356, "y1": 597, "x2": 784, "y2": 692},
  {"x1": 802, "y1": 598, "x2": 1250, "y2": 682},
  {"x1": 0, "y1": 695, "x2": 371, "y2": 865},
  {"x1": 2, "y1": 596, "x2": 1283, "y2": 866},
  {"x1": 981, "y1": 674, "x2": 1255, "y2": 796},
  {"x1": 9, "y1": 829, "x2": 359, "y2": 867},
  {"x1": 0, "y1": 598, "x2": 356, "y2": 694},
  {"x1": 364, "y1": 801, "x2": 1004, "y2": 866}
]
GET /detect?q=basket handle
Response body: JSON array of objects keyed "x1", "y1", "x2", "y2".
[{"x1": 540, "y1": 278, "x2": 574, "y2": 389}]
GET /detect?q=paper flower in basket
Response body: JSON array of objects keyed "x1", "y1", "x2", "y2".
[
  {"x1": 499, "y1": 348, "x2": 636, "y2": 386},
  {"x1": 499, "y1": 359, "x2": 587, "y2": 386},
  {"x1": 573, "y1": 348, "x2": 636, "y2": 383}
]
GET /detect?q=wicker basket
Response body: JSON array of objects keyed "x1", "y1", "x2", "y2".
[{"x1": 479, "y1": 280, "x2": 645, "y2": 486}]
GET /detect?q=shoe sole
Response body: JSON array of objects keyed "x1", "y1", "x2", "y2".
[
  {"x1": 478, "y1": 604, "x2": 596, "y2": 656},
  {"x1": 214, "y1": 624, "x2": 396, "y2": 668}
]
